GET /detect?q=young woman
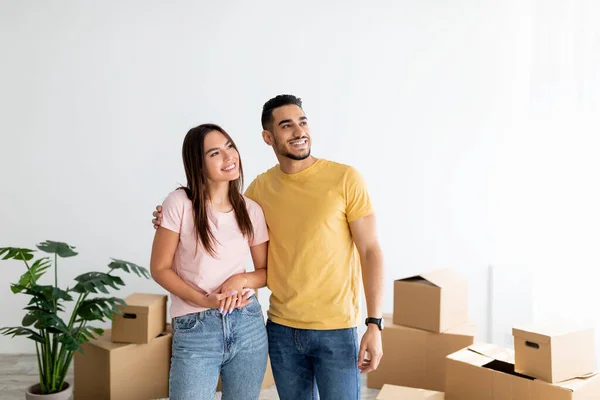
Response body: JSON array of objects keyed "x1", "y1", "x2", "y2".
[{"x1": 150, "y1": 123, "x2": 269, "y2": 400}]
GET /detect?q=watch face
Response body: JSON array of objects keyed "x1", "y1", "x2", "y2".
[{"x1": 380, "y1": 318, "x2": 384, "y2": 330}]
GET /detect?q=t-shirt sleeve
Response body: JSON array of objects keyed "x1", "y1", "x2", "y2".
[
  {"x1": 248, "y1": 201, "x2": 269, "y2": 246},
  {"x1": 244, "y1": 178, "x2": 259, "y2": 202},
  {"x1": 344, "y1": 167, "x2": 375, "y2": 222},
  {"x1": 160, "y1": 190, "x2": 185, "y2": 233}
]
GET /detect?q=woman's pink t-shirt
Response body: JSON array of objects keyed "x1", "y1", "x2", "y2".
[{"x1": 160, "y1": 188, "x2": 268, "y2": 318}]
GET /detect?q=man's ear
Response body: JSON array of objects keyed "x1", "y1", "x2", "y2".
[{"x1": 262, "y1": 130, "x2": 274, "y2": 146}]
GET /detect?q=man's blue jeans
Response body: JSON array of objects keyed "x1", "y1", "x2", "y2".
[{"x1": 266, "y1": 319, "x2": 361, "y2": 400}]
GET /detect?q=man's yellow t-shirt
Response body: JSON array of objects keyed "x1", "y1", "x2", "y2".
[{"x1": 244, "y1": 158, "x2": 374, "y2": 330}]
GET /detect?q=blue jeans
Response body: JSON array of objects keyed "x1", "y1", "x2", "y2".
[
  {"x1": 169, "y1": 296, "x2": 268, "y2": 400},
  {"x1": 266, "y1": 319, "x2": 361, "y2": 400}
]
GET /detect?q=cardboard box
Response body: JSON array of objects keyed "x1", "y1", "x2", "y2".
[
  {"x1": 367, "y1": 315, "x2": 475, "y2": 392},
  {"x1": 445, "y1": 343, "x2": 600, "y2": 400},
  {"x1": 74, "y1": 328, "x2": 171, "y2": 400},
  {"x1": 112, "y1": 293, "x2": 167, "y2": 344},
  {"x1": 393, "y1": 269, "x2": 468, "y2": 333},
  {"x1": 377, "y1": 384, "x2": 444, "y2": 399},
  {"x1": 513, "y1": 324, "x2": 596, "y2": 383},
  {"x1": 216, "y1": 356, "x2": 275, "y2": 391}
]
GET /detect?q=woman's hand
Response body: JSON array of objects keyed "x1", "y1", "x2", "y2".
[
  {"x1": 205, "y1": 290, "x2": 238, "y2": 310},
  {"x1": 219, "y1": 273, "x2": 249, "y2": 314}
]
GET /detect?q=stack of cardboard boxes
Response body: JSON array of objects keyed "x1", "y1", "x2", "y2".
[
  {"x1": 74, "y1": 293, "x2": 171, "y2": 400},
  {"x1": 74, "y1": 292, "x2": 275, "y2": 399},
  {"x1": 445, "y1": 324, "x2": 600, "y2": 399},
  {"x1": 368, "y1": 268, "x2": 475, "y2": 393}
]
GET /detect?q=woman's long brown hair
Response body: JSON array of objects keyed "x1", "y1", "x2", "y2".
[{"x1": 180, "y1": 123, "x2": 253, "y2": 257}]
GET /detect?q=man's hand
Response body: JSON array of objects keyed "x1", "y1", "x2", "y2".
[
  {"x1": 152, "y1": 205, "x2": 163, "y2": 229},
  {"x1": 219, "y1": 273, "x2": 250, "y2": 314},
  {"x1": 358, "y1": 326, "x2": 383, "y2": 374}
]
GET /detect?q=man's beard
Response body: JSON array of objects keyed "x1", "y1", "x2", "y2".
[{"x1": 274, "y1": 137, "x2": 311, "y2": 161}]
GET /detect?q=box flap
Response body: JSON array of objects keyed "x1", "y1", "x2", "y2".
[
  {"x1": 551, "y1": 372, "x2": 599, "y2": 391},
  {"x1": 377, "y1": 384, "x2": 444, "y2": 399},
  {"x1": 469, "y1": 343, "x2": 515, "y2": 363},
  {"x1": 448, "y1": 343, "x2": 515, "y2": 366},
  {"x1": 447, "y1": 346, "x2": 493, "y2": 367},
  {"x1": 120, "y1": 293, "x2": 167, "y2": 314},
  {"x1": 397, "y1": 268, "x2": 464, "y2": 289}
]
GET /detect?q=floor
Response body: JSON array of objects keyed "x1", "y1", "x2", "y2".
[{"x1": 0, "y1": 354, "x2": 379, "y2": 399}]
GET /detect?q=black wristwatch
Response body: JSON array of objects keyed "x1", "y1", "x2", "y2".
[{"x1": 365, "y1": 317, "x2": 384, "y2": 331}]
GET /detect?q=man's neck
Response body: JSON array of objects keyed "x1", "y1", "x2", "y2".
[{"x1": 277, "y1": 155, "x2": 318, "y2": 175}]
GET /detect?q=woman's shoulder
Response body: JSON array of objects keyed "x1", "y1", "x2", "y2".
[
  {"x1": 163, "y1": 187, "x2": 192, "y2": 207},
  {"x1": 242, "y1": 195, "x2": 264, "y2": 214}
]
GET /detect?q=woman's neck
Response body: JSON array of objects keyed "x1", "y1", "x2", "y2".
[{"x1": 207, "y1": 180, "x2": 232, "y2": 212}]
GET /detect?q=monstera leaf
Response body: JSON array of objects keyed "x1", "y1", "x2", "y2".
[
  {"x1": 10, "y1": 258, "x2": 52, "y2": 293},
  {"x1": 36, "y1": 241, "x2": 78, "y2": 258},
  {"x1": 0, "y1": 247, "x2": 35, "y2": 261},
  {"x1": 0, "y1": 326, "x2": 44, "y2": 344},
  {"x1": 108, "y1": 258, "x2": 150, "y2": 278},
  {"x1": 76, "y1": 297, "x2": 125, "y2": 322},
  {"x1": 70, "y1": 272, "x2": 125, "y2": 294}
]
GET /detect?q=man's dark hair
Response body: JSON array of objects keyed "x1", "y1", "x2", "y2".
[{"x1": 261, "y1": 94, "x2": 303, "y2": 130}]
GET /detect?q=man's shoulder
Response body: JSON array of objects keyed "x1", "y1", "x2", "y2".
[
  {"x1": 245, "y1": 165, "x2": 279, "y2": 201},
  {"x1": 319, "y1": 159, "x2": 361, "y2": 179},
  {"x1": 249, "y1": 165, "x2": 280, "y2": 186}
]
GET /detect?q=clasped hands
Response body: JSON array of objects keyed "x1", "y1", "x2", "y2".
[{"x1": 205, "y1": 273, "x2": 253, "y2": 315}]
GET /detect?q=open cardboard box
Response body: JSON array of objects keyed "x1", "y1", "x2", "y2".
[
  {"x1": 445, "y1": 343, "x2": 600, "y2": 399},
  {"x1": 394, "y1": 269, "x2": 468, "y2": 333}
]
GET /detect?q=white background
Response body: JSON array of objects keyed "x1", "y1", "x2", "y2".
[{"x1": 1, "y1": 0, "x2": 599, "y2": 355}]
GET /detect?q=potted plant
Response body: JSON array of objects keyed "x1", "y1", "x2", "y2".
[{"x1": 0, "y1": 241, "x2": 150, "y2": 399}]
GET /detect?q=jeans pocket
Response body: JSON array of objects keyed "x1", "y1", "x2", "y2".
[
  {"x1": 240, "y1": 296, "x2": 262, "y2": 316},
  {"x1": 173, "y1": 312, "x2": 202, "y2": 332}
]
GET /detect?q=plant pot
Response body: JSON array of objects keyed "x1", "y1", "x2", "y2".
[{"x1": 25, "y1": 382, "x2": 73, "y2": 400}]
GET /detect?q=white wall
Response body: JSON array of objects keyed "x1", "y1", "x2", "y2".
[{"x1": 1, "y1": 0, "x2": 596, "y2": 355}]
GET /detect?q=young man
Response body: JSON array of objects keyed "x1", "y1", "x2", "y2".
[{"x1": 153, "y1": 95, "x2": 385, "y2": 399}]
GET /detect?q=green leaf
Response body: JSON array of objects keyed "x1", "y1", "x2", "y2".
[
  {"x1": 10, "y1": 283, "x2": 24, "y2": 294},
  {"x1": 25, "y1": 296, "x2": 65, "y2": 313},
  {"x1": 62, "y1": 326, "x2": 104, "y2": 352},
  {"x1": 89, "y1": 327, "x2": 104, "y2": 336},
  {"x1": 21, "y1": 306, "x2": 69, "y2": 332},
  {"x1": 0, "y1": 326, "x2": 44, "y2": 343},
  {"x1": 11, "y1": 257, "x2": 52, "y2": 292},
  {"x1": 40, "y1": 286, "x2": 73, "y2": 302},
  {"x1": 71, "y1": 272, "x2": 125, "y2": 294},
  {"x1": 22, "y1": 313, "x2": 37, "y2": 327},
  {"x1": 76, "y1": 297, "x2": 125, "y2": 322},
  {"x1": 0, "y1": 247, "x2": 35, "y2": 261},
  {"x1": 18, "y1": 284, "x2": 73, "y2": 304},
  {"x1": 36, "y1": 241, "x2": 78, "y2": 258},
  {"x1": 108, "y1": 258, "x2": 150, "y2": 279}
]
